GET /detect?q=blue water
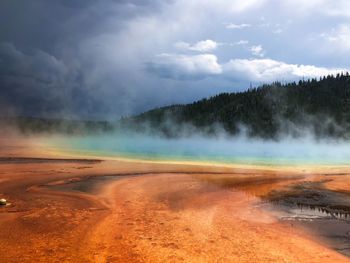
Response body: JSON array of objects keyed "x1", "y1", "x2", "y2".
[{"x1": 49, "y1": 134, "x2": 350, "y2": 166}]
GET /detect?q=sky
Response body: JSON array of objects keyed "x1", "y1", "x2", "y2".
[{"x1": 1, "y1": 0, "x2": 350, "y2": 120}]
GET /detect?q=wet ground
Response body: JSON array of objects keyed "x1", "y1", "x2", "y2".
[
  {"x1": 264, "y1": 181, "x2": 350, "y2": 256},
  {"x1": 46, "y1": 175, "x2": 126, "y2": 194},
  {"x1": 42, "y1": 167, "x2": 350, "y2": 258},
  {"x1": 1, "y1": 155, "x2": 350, "y2": 262}
]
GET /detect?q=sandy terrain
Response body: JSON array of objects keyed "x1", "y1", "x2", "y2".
[{"x1": 0, "y1": 137, "x2": 350, "y2": 262}]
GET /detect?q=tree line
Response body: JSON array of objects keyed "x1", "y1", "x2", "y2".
[{"x1": 122, "y1": 73, "x2": 350, "y2": 139}]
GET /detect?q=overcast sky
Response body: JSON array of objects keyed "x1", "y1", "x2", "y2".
[{"x1": 1, "y1": 0, "x2": 350, "y2": 120}]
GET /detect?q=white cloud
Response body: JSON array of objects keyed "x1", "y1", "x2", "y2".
[
  {"x1": 175, "y1": 40, "x2": 218, "y2": 52},
  {"x1": 321, "y1": 25, "x2": 350, "y2": 50},
  {"x1": 226, "y1": 23, "x2": 251, "y2": 29},
  {"x1": 234, "y1": 40, "x2": 249, "y2": 45},
  {"x1": 272, "y1": 28, "x2": 283, "y2": 34},
  {"x1": 147, "y1": 53, "x2": 222, "y2": 80},
  {"x1": 174, "y1": 39, "x2": 250, "y2": 53},
  {"x1": 250, "y1": 45, "x2": 265, "y2": 57},
  {"x1": 148, "y1": 54, "x2": 348, "y2": 82},
  {"x1": 184, "y1": 0, "x2": 265, "y2": 14},
  {"x1": 223, "y1": 58, "x2": 347, "y2": 82}
]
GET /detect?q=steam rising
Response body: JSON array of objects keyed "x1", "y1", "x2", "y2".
[
  {"x1": 49, "y1": 131, "x2": 350, "y2": 166},
  {"x1": 1, "y1": 114, "x2": 350, "y2": 166}
]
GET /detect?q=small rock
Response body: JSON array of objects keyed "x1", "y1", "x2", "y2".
[{"x1": 0, "y1": 199, "x2": 7, "y2": 205}]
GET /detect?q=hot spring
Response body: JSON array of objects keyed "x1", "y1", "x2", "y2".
[{"x1": 46, "y1": 133, "x2": 350, "y2": 166}]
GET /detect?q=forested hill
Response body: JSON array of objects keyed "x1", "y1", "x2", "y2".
[{"x1": 121, "y1": 73, "x2": 350, "y2": 139}]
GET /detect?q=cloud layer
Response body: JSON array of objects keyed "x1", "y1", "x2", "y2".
[
  {"x1": 148, "y1": 54, "x2": 347, "y2": 82},
  {"x1": 174, "y1": 40, "x2": 218, "y2": 52},
  {"x1": 1, "y1": 0, "x2": 350, "y2": 118}
]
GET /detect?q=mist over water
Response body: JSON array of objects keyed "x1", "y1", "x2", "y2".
[{"x1": 49, "y1": 133, "x2": 350, "y2": 166}]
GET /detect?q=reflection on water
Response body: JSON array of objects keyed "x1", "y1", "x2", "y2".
[
  {"x1": 279, "y1": 202, "x2": 350, "y2": 257},
  {"x1": 280, "y1": 203, "x2": 350, "y2": 221},
  {"x1": 264, "y1": 183, "x2": 350, "y2": 257}
]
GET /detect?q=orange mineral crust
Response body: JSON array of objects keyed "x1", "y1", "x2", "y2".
[{"x1": 0, "y1": 153, "x2": 349, "y2": 263}]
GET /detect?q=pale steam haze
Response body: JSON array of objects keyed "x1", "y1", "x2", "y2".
[
  {"x1": 50, "y1": 133, "x2": 350, "y2": 166},
  {"x1": 1, "y1": 0, "x2": 350, "y2": 119}
]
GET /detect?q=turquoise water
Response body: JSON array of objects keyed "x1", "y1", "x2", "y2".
[{"x1": 49, "y1": 134, "x2": 350, "y2": 166}]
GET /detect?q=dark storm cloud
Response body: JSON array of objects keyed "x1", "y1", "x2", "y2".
[
  {"x1": 0, "y1": 0, "x2": 164, "y2": 53},
  {"x1": 0, "y1": 0, "x2": 168, "y2": 119},
  {"x1": 0, "y1": 42, "x2": 87, "y2": 117}
]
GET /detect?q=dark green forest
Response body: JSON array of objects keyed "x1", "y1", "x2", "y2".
[{"x1": 121, "y1": 73, "x2": 350, "y2": 139}]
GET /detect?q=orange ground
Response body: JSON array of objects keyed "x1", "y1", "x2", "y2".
[{"x1": 0, "y1": 136, "x2": 350, "y2": 262}]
